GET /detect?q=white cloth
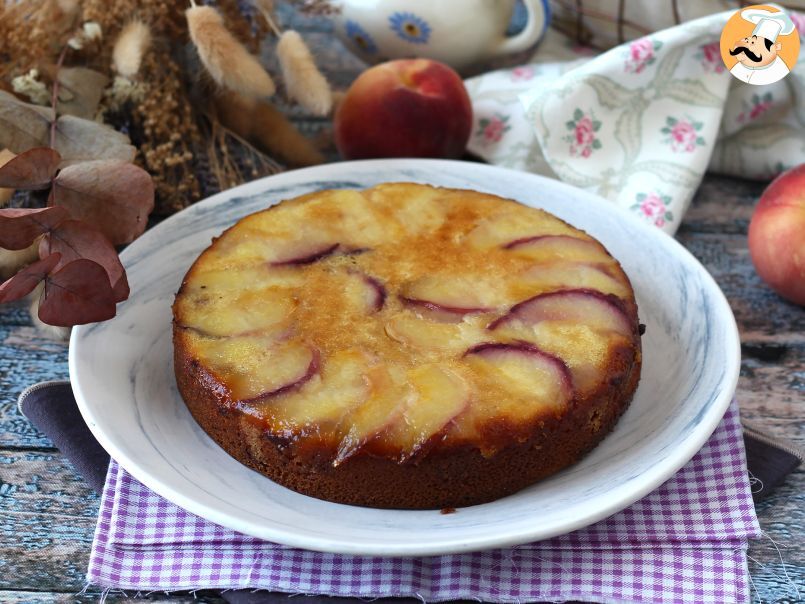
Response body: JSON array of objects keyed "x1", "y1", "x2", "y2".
[
  {"x1": 465, "y1": 10, "x2": 805, "y2": 235},
  {"x1": 730, "y1": 56, "x2": 790, "y2": 84}
]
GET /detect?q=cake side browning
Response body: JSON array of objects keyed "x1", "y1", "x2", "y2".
[
  {"x1": 172, "y1": 183, "x2": 643, "y2": 509},
  {"x1": 175, "y1": 334, "x2": 640, "y2": 509}
]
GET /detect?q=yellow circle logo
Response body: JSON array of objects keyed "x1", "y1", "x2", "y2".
[{"x1": 720, "y1": 4, "x2": 800, "y2": 85}]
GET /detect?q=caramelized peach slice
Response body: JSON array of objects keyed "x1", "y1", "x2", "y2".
[
  {"x1": 388, "y1": 364, "x2": 470, "y2": 460},
  {"x1": 385, "y1": 312, "x2": 481, "y2": 353},
  {"x1": 308, "y1": 189, "x2": 391, "y2": 247},
  {"x1": 192, "y1": 335, "x2": 317, "y2": 402},
  {"x1": 260, "y1": 349, "x2": 372, "y2": 431},
  {"x1": 186, "y1": 264, "x2": 305, "y2": 292},
  {"x1": 344, "y1": 271, "x2": 386, "y2": 313},
  {"x1": 463, "y1": 343, "x2": 572, "y2": 420},
  {"x1": 243, "y1": 189, "x2": 390, "y2": 249},
  {"x1": 400, "y1": 275, "x2": 501, "y2": 320},
  {"x1": 205, "y1": 225, "x2": 336, "y2": 267},
  {"x1": 174, "y1": 287, "x2": 295, "y2": 337},
  {"x1": 270, "y1": 242, "x2": 340, "y2": 266},
  {"x1": 518, "y1": 263, "x2": 628, "y2": 298},
  {"x1": 368, "y1": 183, "x2": 447, "y2": 235},
  {"x1": 504, "y1": 235, "x2": 614, "y2": 264},
  {"x1": 488, "y1": 290, "x2": 634, "y2": 393},
  {"x1": 488, "y1": 289, "x2": 633, "y2": 337},
  {"x1": 334, "y1": 364, "x2": 411, "y2": 465},
  {"x1": 464, "y1": 210, "x2": 583, "y2": 250}
]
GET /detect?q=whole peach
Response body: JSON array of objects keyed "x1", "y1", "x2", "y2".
[
  {"x1": 748, "y1": 164, "x2": 805, "y2": 306},
  {"x1": 334, "y1": 59, "x2": 472, "y2": 160}
]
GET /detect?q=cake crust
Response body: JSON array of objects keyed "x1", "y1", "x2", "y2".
[{"x1": 173, "y1": 184, "x2": 642, "y2": 509}]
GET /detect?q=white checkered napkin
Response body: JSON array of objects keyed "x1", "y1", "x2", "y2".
[{"x1": 88, "y1": 399, "x2": 760, "y2": 603}]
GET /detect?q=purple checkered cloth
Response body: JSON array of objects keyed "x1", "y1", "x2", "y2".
[{"x1": 87, "y1": 399, "x2": 760, "y2": 603}]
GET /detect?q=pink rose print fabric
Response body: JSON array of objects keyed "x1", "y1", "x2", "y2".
[
  {"x1": 624, "y1": 37, "x2": 662, "y2": 73},
  {"x1": 662, "y1": 117, "x2": 705, "y2": 153},
  {"x1": 564, "y1": 109, "x2": 602, "y2": 158},
  {"x1": 631, "y1": 192, "x2": 674, "y2": 228},
  {"x1": 697, "y1": 42, "x2": 726, "y2": 74},
  {"x1": 737, "y1": 93, "x2": 774, "y2": 124},
  {"x1": 511, "y1": 66, "x2": 536, "y2": 81},
  {"x1": 465, "y1": 8, "x2": 805, "y2": 237},
  {"x1": 475, "y1": 113, "x2": 511, "y2": 145}
]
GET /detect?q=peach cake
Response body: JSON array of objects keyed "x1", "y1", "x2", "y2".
[{"x1": 173, "y1": 183, "x2": 642, "y2": 509}]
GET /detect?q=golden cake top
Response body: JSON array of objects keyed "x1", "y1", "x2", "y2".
[{"x1": 173, "y1": 183, "x2": 640, "y2": 463}]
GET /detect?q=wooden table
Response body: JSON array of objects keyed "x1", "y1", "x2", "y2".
[{"x1": 0, "y1": 7, "x2": 803, "y2": 603}]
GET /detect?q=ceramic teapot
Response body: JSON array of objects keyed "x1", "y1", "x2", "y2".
[{"x1": 331, "y1": 0, "x2": 550, "y2": 72}]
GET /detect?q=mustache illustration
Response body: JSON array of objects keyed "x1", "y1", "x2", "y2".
[{"x1": 730, "y1": 46, "x2": 763, "y2": 62}]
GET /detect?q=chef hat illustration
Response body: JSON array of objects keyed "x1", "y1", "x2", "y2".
[{"x1": 741, "y1": 7, "x2": 796, "y2": 42}]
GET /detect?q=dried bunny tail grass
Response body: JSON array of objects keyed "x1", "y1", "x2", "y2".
[
  {"x1": 215, "y1": 90, "x2": 324, "y2": 167},
  {"x1": 29, "y1": 283, "x2": 71, "y2": 340},
  {"x1": 277, "y1": 30, "x2": 332, "y2": 116},
  {"x1": 113, "y1": 20, "x2": 152, "y2": 77},
  {"x1": 186, "y1": 4, "x2": 275, "y2": 99}
]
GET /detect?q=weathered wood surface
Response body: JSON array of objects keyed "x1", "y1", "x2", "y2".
[
  {"x1": 1, "y1": 5, "x2": 803, "y2": 604},
  {"x1": 0, "y1": 179, "x2": 801, "y2": 604}
]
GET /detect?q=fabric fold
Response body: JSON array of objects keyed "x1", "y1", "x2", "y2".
[{"x1": 466, "y1": 10, "x2": 805, "y2": 235}]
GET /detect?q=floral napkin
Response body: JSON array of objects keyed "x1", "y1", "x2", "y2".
[{"x1": 466, "y1": 10, "x2": 805, "y2": 234}]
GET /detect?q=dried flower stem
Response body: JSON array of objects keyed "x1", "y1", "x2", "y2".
[
  {"x1": 214, "y1": 90, "x2": 324, "y2": 167},
  {"x1": 49, "y1": 45, "x2": 69, "y2": 149},
  {"x1": 253, "y1": 0, "x2": 282, "y2": 37}
]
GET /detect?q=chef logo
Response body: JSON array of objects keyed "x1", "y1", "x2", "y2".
[{"x1": 720, "y1": 5, "x2": 799, "y2": 85}]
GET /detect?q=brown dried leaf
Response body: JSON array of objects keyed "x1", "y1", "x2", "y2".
[
  {"x1": 0, "y1": 147, "x2": 61, "y2": 190},
  {"x1": 53, "y1": 116, "x2": 136, "y2": 165},
  {"x1": 41, "y1": 219, "x2": 129, "y2": 302},
  {"x1": 0, "y1": 90, "x2": 51, "y2": 154},
  {"x1": 50, "y1": 160, "x2": 154, "y2": 245},
  {"x1": 0, "y1": 90, "x2": 136, "y2": 164},
  {"x1": 0, "y1": 253, "x2": 60, "y2": 303},
  {"x1": 39, "y1": 258, "x2": 116, "y2": 326},
  {"x1": 0, "y1": 207, "x2": 69, "y2": 250},
  {"x1": 57, "y1": 67, "x2": 109, "y2": 120}
]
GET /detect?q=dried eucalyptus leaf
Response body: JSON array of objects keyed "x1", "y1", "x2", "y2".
[
  {"x1": 53, "y1": 115, "x2": 136, "y2": 164},
  {"x1": 0, "y1": 206, "x2": 69, "y2": 250},
  {"x1": 0, "y1": 90, "x2": 51, "y2": 153},
  {"x1": 0, "y1": 90, "x2": 136, "y2": 164},
  {"x1": 0, "y1": 253, "x2": 60, "y2": 303},
  {"x1": 41, "y1": 219, "x2": 129, "y2": 302},
  {"x1": 50, "y1": 160, "x2": 154, "y2": 244},
  {"x1": 0, "y1": 149, "x2": 16, "y2": 206},
  {"x1": 0, "y1": 147, "x2": 61, "y2": 190},
  {"x1": 57, "y1": 67, "x2": 109, "y2": 119},
  {"x1": 39, "y1": 258, "x2": 116, "y2": 326}
]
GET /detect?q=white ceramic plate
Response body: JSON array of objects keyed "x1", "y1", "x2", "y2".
[{"x1": 70, "y1": 159, "x2": 740, "y2": 556}]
